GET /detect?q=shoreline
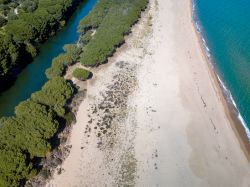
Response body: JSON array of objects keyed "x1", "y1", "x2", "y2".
[
  {"x1": 134, "y1": 0, "x2": 250, "y2": 185},
  {"x1": 190, "y1": 0, "x2": 250, "y2": 161},
  {"x1": 47, "y1": 0, "x2": 250, "y2": 186}
]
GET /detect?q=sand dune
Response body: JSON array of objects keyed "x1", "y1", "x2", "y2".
[{"x1": 47, "y1": 0, "x2": 250, "y2": 186}]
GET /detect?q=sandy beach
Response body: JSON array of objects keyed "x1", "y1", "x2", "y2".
[{"x1": 47, "y1": 0, "x2": 250, "y2": 186}]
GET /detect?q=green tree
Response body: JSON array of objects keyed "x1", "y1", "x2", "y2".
[
  {"x1": 63, "y1": 44, "x2": 82, "y2": 63},
  {"x1": 0, "y1": 148, "x2": 35, "y2": 187},
  {"x1": 0, "y1": 16, "x2": 7, "y2": 27},
  {"x1": 73, "y1": 68, "x2": 91, "y2": 81},
  {"x1": 15, "y1": 99, "x2": 59, "y2": 139},
  {"x1": 0, "y1": 117, "x2": 52, "y2": 158},
  {"x1": 0, "y1": 35, "x2": 20, "y2": 76},
  {"x1": 5, "y1": 19, "x2": 36, "y2": 42},
  {"x1": 31, "y1": 77, "x2": 74, "y2": 116}
]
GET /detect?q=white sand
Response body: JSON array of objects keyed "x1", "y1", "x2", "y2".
[{"x1": 47, "y1": 0, "x2": 250, "y2": 186}]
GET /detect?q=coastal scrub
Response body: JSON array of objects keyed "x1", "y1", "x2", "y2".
[
  {"x1": 78, "y1": 0, "x2": 148, "y2": 66},
  {"x1": 73, "y1": 68, "x2": 91, "y2": 81}
]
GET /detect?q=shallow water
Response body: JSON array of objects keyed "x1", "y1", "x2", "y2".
[
  {"x1": 194, "y1": 0, "x2": 250, "y2": 137},
  {"x1": 0, "y1": 0, "x2": 97, "y2": 117}
]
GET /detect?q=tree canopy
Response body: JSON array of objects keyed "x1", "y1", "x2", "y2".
[
  {"x1": 73, "y1": 68, "x2": 91, "y2": 81},
  {"x1": 46, "y1": 44, "x2": 81, "y2": 79},
  {"x1": 0, "y1": 0, "x2": 81, "y2": 86},
  {"x1": 78, "y1": 0, "x2": 148, "y2": 66},
  {"x1": 0, "y1": 77, "x2": 74, "y2": 186}
]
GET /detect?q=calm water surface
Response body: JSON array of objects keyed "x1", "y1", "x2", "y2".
[{"x1": 0, "y1": 0, "x2": 97, "y2": 117}]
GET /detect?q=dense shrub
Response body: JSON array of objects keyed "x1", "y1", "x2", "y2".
[
  {"x1": 0, "y1": 148, "x2": 35, "y2": 187},
  {"x1": 0, "y1": 35, "x2": 20, "y2": 76},
  {"x1": 46, "y1": 44, "x2": 81, "y2": 79},
  {"x1": 31, "y1": 77, "x2": 74, "y2": 116},
  {"x1": 0, "y1": 16, "x2": 7, "y2": 27},
  {"x1": 63, "y1": 44, "x2": 82, "y2": 63},
  {"x1": 21, "y1": 0, "x2": 38, "y2": 13},
  {"x1": 79, "y1": 30, "x2": 92, "y2": 46},
  {"x1": 45, "y1": 55, "x2": 67, "y2": 79},
  {"x1": 64, "y1": 111, "x2": 76, "y2": 126},
  {"x1": 78, "y1": 0, "x2": 148, "y2": 66},
  {"x1": 73, "y1": 68, "x2": 91, "y2": 81},
  {"x1": 5, "y1": 0, "x2": 77, "y2": 42}
]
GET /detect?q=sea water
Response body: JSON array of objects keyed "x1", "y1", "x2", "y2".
[{"x1": 193, "y1": 0, "x2": 250, "y2": 139}]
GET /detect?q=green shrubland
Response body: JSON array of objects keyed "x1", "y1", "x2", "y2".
[
  {"x1": 73, "y1": 68, "x2": 91, "y2": 80},
  {"x1": 78, "y1": 0, "x2": 148, "y2": 66},
  {"x1": 46, "y1": 44, "x2": 82, "y2": 79}
]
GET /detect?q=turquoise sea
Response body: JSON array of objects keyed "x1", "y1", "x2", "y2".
[{"x1": 193, "y1": 0, "x2": 250, "y2": 138}]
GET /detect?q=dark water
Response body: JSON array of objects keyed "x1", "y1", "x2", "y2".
[
  {"x1": 194, "y1": 0, "x2": 250, "y2": 138},
  {"x1": 0, "y1": 0, "x2": 97, "y2": 117}
]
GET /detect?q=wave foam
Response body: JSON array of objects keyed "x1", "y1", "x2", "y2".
[
  {"x1": 217, "y1": 75, "x2": 250, "y2": 140},
  {"x1": 192, "y1": 0, "x2": 250, "y2": 141}
]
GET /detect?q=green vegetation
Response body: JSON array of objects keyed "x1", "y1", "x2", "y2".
[
  {"x1": 0, "y1": 34, "x2": 20, "y2": 76},
  {"x1": 79, "y1": 29, "x2": 92, "y2": 45},
  {"x1": 46, "y1": 44, "x2": 82, "y2": 79},
  {"x1": 0, "y1": 0, "x2": 38, "y2": 18},
  {"x1": 73, "y1": 68, "x2": 91, "y2": 80},
  {"x1": 0, "y1": 77, "x2": 73, "y2": 186},
  {"x1": 45, "y1": 55, "x2": 66, "y2": 79},
  {"x1": 5, "y1": 0, "x2": 75, "y2": 42},
  {"x1": 31, "y1": 77, "x2": 74, "y2": 116},
  {"x1": 78, "y1": 0, "x2": 148, "y2": 66},
  {"x1": 0, "y1": 16, "x2": 7, "y2": 27},
  {"x1": 0, "y1": 0, "x2": 82, "y2": 90},
  {"x1": 0, "y1": 0, "x2": 148, "y2": 185}
]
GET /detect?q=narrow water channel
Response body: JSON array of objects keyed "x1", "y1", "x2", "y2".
[{"x1": 0, "y1": 0, "x2": 97, "y2": 117}]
